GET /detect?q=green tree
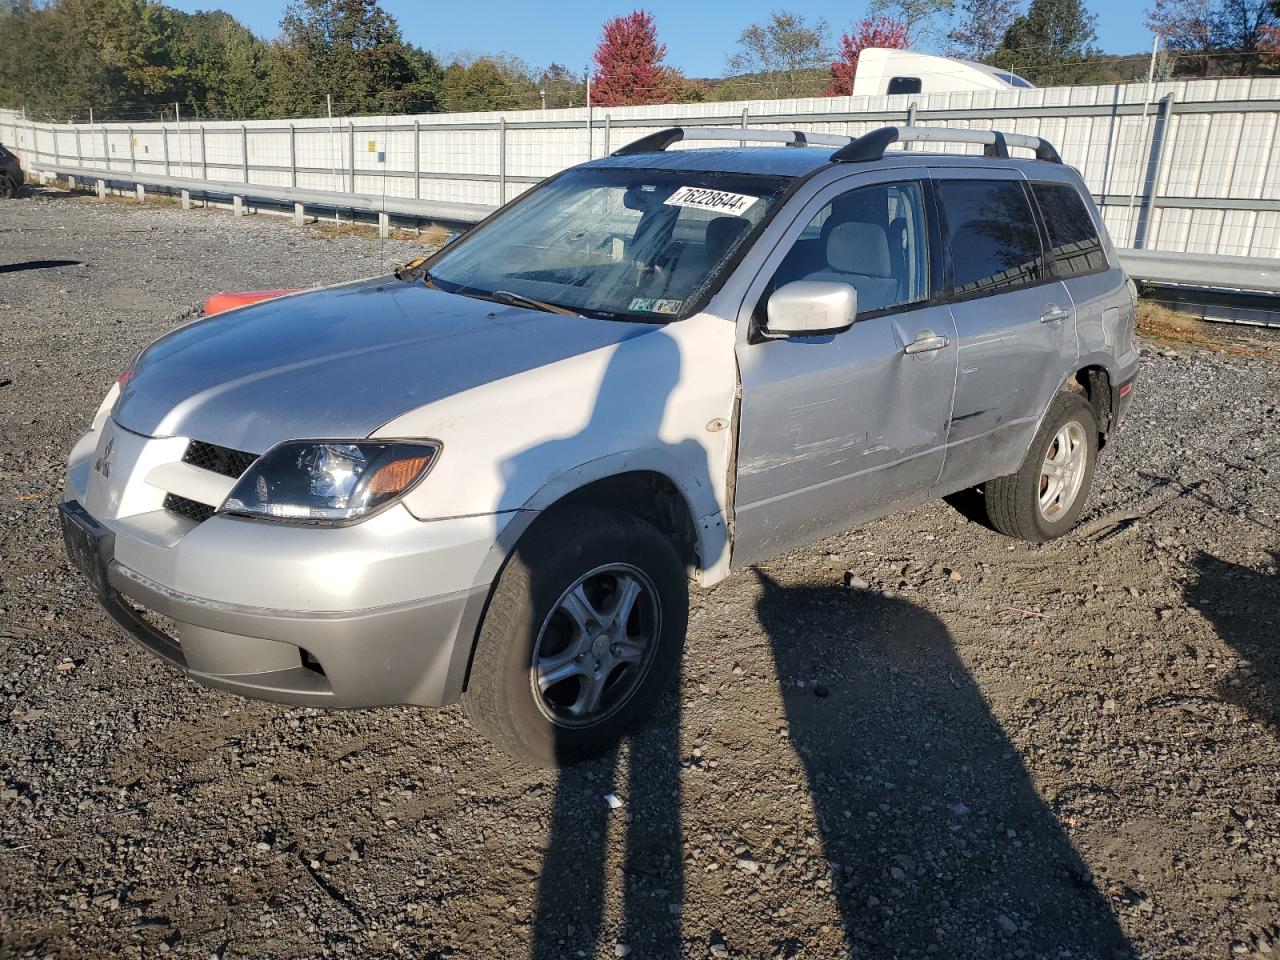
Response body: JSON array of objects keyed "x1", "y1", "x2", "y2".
[
  {"x1": 171, "y1": 10, "x2": 270, "y2": 117},
  {"x1": 948, "y1": 0, "x2": 1022, "y2": 60},
  {"x1": 536, "y1": 62, "x2": 585, "y2": 108},
  {"x1": 0, "y1": 0, "x2": 186, "y2": 119},
  {"x1": 268, "y1": 0, "x2": 441, "y2": 116},
  {"x1": 725, "y1": 11, "x2": 831, "y2": 99},
  {"x1": 870, "y1": 0, "x2": 955, "y2": 42},
  {"x1": 439, "y1": 56, "x2": 536, "y2": 112},
  {"x1": 991, "y1": 0, "x2": 1103, "y2": 85}
]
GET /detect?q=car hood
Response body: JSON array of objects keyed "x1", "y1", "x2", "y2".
[{"x1": 113, "y1": 279, "x2": 656, "y2": 453}]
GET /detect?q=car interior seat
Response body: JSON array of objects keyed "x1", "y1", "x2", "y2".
[{"x1": 803, "y1": 221, "x2": 899, "y2": 314}]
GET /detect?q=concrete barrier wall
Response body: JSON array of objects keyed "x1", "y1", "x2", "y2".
[{"x1": 4, "y1": 75, "x2": 1278, "y2": 257}]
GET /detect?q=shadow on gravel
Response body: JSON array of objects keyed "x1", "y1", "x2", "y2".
[
  {"x1": 0, "y1": 258, "x2": 83, "y2": 273},
  {"x1": 755, "y1": 570, "x2": 1134, "y2": 958},
  {"x1": 512, "y1": 331, "x2": 697, "y2": 959},
  {"x1": 1185, "y1": 549, "x2": 1280, "y2": 730},
  {"x1": 530, "y1": 685, "x2": 684, "y2": 959}
]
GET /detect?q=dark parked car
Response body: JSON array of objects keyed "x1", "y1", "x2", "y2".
[{"x1": 0, "y1": 143, "x2": 24, "y2": 198}]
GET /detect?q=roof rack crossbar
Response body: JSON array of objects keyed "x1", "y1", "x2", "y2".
[
  {"x1": 612, "y1": 126, "x2": 852, "y2": 156},
  {"x1": 832, "y1": 125, "x2": 1062, "y2": 164}
]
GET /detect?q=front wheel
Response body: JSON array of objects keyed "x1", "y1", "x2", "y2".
[
  {"x1": 462, "y1": 506, "x2": 688, "y2": 766},
  {"x1": 983, "y1": 391, "x2": 1099, "y2": 542},
  {"x1": 0, "y1": 177, "x2": 17, "y2": 200}
]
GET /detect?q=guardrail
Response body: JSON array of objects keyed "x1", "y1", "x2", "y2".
[
  {"x1": 43, "y1": 163, "x2": 491, "y2": 230},
  {"x1": 1116, "y1": 249, "x2": 1280, "y2": 295}
]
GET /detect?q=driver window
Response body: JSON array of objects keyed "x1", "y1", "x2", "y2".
[{"x1": 770, "y1": 181, "x2": 929, "y2": 317}]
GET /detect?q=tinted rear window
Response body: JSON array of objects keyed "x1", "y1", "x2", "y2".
[
  {"x1": 1031, "y1": 182, "x2": 1108, "y2": 279},
  {"x1": 938, "y1": 180, "x2": 1044, "y2": 297}
]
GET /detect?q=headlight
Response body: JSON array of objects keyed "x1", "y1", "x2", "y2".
[{"x1": 220, "y1": 440, "x2": 439, "y2": 524}]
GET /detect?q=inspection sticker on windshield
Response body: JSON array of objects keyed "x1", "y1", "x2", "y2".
[
  {"x1": 664, "y1": 186, "x2": 759, "y2": 216},
  {"x1": 629, "y1": 297, "x2": 684, "y2": 314}
]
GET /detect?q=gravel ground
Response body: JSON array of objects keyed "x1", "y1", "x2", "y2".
[{"x1": 2, "y1": 187, "x2": 1279, "y2": 960}]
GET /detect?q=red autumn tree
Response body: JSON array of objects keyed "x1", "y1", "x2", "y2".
[
  {"x1": 824, "y1": 16, "x2": 911, "y2": 96},
  {"x1": 591, "y1": 10, "x2": 677, "y2": 106}
]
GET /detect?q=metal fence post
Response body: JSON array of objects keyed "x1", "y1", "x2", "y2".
[
  {"x1": 200, "y1": 126, "x2": 207, "y2": 181},
  {"x1": 162, "y1": 124, "x2": 170, "y2": 176},
  {"x1": 128, "y1": 126, "x2": 136, "y2": 172},
  {"x1": 603, "y1": 114, "x2": 611, "y2": 156},
  {"x1": 498, "y1": 116, "x2": 507, "y2": 205},
  {"x1": 1135, "y1": 93, "x2": 1176, "y2": 250},
  {"x1": 413, "y1": 118, "x2": 420, "y2": 200},
  {"x1": 904, "y1": 103, "x2": 917, "y2": 150},
  {"x1": 52, "y1": 122, "x2": 60, "y2": 172},
  {"x1": 289, "y1": 122, "x2": 297, "y2": 188},
  {"x1": 741, "y1": 106, "x2": 748, "y2": 146},
  {"x1": 240, "y1": 125, "x2": 248, "y2": 183},
  {"x1": 348, "y1": 122, "x2": 355, "y2": 193},
  {"x1": 101, "y1": 125, "x2": 109, "y2": 170}
]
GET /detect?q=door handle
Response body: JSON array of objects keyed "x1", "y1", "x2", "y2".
[
  {"x1": 903, "y1": 333, "x2": 949, "y2": 355},
  {"x1": 1040, "y1": 305, "x2": 1071, "y2": 323}
]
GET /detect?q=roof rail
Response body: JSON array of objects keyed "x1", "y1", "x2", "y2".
[
  {"x1": 831, "y1": 126, "x2": 1062, "y2": 164},
  {"x1": 612, "y1": 126, "x2": 852, "y2": 156}
]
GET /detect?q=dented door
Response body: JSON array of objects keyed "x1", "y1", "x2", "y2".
[{"x1": 730, "y1": 173, "x2": 958, "y2": 568}]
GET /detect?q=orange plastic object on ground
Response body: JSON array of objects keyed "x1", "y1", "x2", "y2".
[{"x1": 203, "y1": 289, "x2": 302, "y2": 316}]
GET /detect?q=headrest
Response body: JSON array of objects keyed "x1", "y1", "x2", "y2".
[
  {"x1": 704, "y1": 216, "x2": 750, "y2": 263},
  {"x1": 826, "y1": 222, "x2": 892, "y2": 277}
]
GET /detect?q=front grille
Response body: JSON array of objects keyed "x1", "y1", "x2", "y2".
[
  {"x1": 182, "y1": 439, "x2": 258, "y2": 479},
  {"x1": 163, "y1": 493, "x2": 216, "y2": 523}
]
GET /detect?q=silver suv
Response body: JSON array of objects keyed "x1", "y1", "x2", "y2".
[{"x1": 61, "y1": 125, "x2": 1138, "y2": 764}]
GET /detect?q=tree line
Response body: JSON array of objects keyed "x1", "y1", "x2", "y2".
[{"x1": 1, "y1": 0, "x2": 1276, "y2": 122}]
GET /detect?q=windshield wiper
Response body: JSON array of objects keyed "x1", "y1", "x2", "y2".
[
  {"x1": 491, "y1": 290, "x2": 582, "y2": 317},
  {"x1": 394, "y1": 257, "x2": 438, "y2": 288}
]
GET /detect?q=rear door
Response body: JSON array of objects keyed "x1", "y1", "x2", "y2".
[
  {"x1": 1028, "y1": 179, "x2": 1131, "y2": 368},
  {"x1": 931, "y1": 171, "x2": 1078, "y2": 495},
  {"x1": 731, "y1": 172, "x2": 958, "y2": 567}
]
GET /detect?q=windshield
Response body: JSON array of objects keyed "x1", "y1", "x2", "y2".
[{"x1": 427, "y1": 167, "x2": 791, "y2": 322}]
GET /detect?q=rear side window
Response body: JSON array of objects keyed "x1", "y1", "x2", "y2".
[
  {"x1": 1030, "y1": 182, "x2": 1108, "y2": 279},
  {"x1": 937, "y1": 180, "x2": 1043, "y2": 297}
]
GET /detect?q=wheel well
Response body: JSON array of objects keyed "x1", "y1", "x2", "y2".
[
  {"x1": 1071, "y1": 366, "x2": 1113, "y2": 447},
  {"x1": 536, "y1": 471, "x2": 701, "y2": 572}
]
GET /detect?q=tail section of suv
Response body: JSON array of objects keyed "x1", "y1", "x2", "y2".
[{"x1": 61, "y1": 125, "x2": 1137, "y2": 764}]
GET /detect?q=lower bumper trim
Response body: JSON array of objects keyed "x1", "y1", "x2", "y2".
[
  {"x1": 104, "y1": 562, "x2": 489, "y2": 708},
  {"x1": 60, "y1": 497, "x2": 492, "y2": 708}
]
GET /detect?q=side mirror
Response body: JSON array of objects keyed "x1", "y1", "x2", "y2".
[{"x1": 764, "y1": 281, "x2": 858, "y2": 338}]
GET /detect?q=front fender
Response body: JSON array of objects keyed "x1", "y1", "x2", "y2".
[{"x1": 375, "y1": 314, "x2": 740, "y2": 584}]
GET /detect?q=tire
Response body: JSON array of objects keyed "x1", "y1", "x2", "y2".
[
  {"x1": 462, "y1": 506, "x2": 688, "y2": 767},
  {"x1": 0, "y1": 177, "x2": 16, "y2": 200},
  {"x1": 983, "y1": 391, "x2": 1098, "y2": 543}
]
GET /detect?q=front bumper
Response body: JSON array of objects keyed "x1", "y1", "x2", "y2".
[{"x1": 60, "y1": 499, "x2": 491, "y2": 708}]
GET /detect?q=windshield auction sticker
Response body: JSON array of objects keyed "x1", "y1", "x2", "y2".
[
  {"x1": 629, "y1": 297, "x2": 684, "y2": 314},
  {"x1": 664, "y1": 186, "x2": 759, "y2": 216}
]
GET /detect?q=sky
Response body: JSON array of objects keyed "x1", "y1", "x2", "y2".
[{"x1": 167, "y1": 0, "x2": 1156, "y2": 76}]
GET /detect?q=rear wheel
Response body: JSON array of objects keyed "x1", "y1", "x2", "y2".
[
  {"x1": 983, "y1": 391, "x2": 1098, "y2": 542},
  {"x1": 462, "y1": 506, "x2": 687, "y2": 766},
  {"x1": 0, "y1": 177, "x2": 17, "y2": 200}
]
